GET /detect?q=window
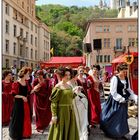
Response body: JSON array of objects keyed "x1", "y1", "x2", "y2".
[
  {"x1": 27, "y1": 6, "x2": 29, "y2": 13},
  {"x1": 25, "y1": 47, "x2": 29, "y2": 58},
  {"x1": 104, "y1": 55, "x2": 107, "y2": 62},
  {"x1": 31, "y1": 35, "x2": 33, "y2": 45},
  {"x1": 5, "y1": 20, "x2": 9, "y2": 33},
  {"x1": 32, "y1": 11, "x2": 33, "y2": 16},
  {"x1": 96, "y1": 55, "x2": 99, "y2": 63},
  {"x1": 128, "y1": 38, "x2": 135, "y2": 46},
  {"x1": 35, "y1": 50, "x2": 37, "y2": 59},
  {"x1": 26, "y1": 32, "x2": 28, "y2": 43},
  {"x1": 20, "y1": 28, "x2": 23, "y2": 37},
  {"x1": 116, "y1": 38, "x2": 122, "y2": 49},
  {"x1": 35, "y1": 25, "x2": 37, "y2": 33},
  {"x1": 96, "y1": 26, "x2": 102, "y2": 32},
  {"x1": 108, "y1": 55, "x2": 110, "y2": 62},
  {"x1": 128, "y1": 25, "x2": 136, "y2": 32},
  {"x1": 5, "y1": 59, "x2": 9, "y2": 68},
  {"x1": 13, "y1": 42, "x2": 16, "y2": 55},
  {"x1": 5, "y1": 40, "x2": 9, "y2": 53},
  {"x1": 46, "y1": 53, "x2": 48, "y2": 60},
  {"x1": 35, "y1": 37, "x2": 37, "y2": 46},
  {"x1": 31, "y1": 22, "x2": 33, "y2": 31},
  {"x1": 104, "y1": 38, "x2": 110, "y2": 48},
  {"x1": 100, "y1": 55, "x2": 102, "y2": 63},
  {"x1": 116, "y1": 25, "x2": 122, "y2": 32},
  {"x1": 20, "y1": 45, "x2": 23, "y2": 56},
  {"x1": 22, "y1": 2, "x2": 24, "y2": 8},
  {"x1": 13, "y1": 25, "x2": 16, "y2": 37},
  {"x1": 136, "y1": 38, "x2": 138, "y2": 47},
  {"x1": 31, "y1": 49, "x2": 33, "y2": 59},
  {"x1": 44, "y1": 40, "x2": 46, "y2": 49},
  {"x1": 5, "y1": 3, "x2": 9, "y2": 15},
  {"x1": 47, "y1": 42, "x2": 49, "y2": 50},
  {"x1": 13, "y1": 9, "x2": 17, "y2": 19},
  {"x1": 104, "y1": 26, "x2": 110, "y2": 32}
]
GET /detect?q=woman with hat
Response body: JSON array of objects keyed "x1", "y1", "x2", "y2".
[
  {"x1": 32, "y1": 70, "x2": 52, "y2": 133},
  {"x1": 100, "y1": 63, "x2": 137, "y2": 139}
]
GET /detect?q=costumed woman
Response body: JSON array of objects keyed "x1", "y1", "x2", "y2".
[
  {"x1": 77, "y1": 66, "x2": 88, "y2": 96},
  {"x1": 2, "y1": 70, "x2": 13, "y2": 126},
  {"x1": 100, "y1": 63, "x2": 138, "y2": 139},
  {"x1": 32, "y1": 70, "x2": 52, "y2": 133},
  {"x1": 9, "y1": 67, "x2": 32, "y2": 139},
  {"x1": 47, "y1": 67, "x2": 79, "y2": 140},
  {"x1": 68, "y1": 69, "x2": 89, "y2": 140},
  {"x1": 87, "y1": 65, "x2": 102, "y2": 127}
]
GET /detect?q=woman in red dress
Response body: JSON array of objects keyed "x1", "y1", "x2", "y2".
[
  {"x1": 87, "y1": 65, "x2": 102, "y2": 127},
  {"x1": 32, "y1": 70, "x2": 52, "y2": 133},
  {"x1": 9, "y1": 67, "x2": 32, "y2": 139},
  {"x1": 2, "y1": 70, "x2": 13, "y2": 126},
  {"x1": 77, "y1": 66, "x2": 88, "y2": 96}
]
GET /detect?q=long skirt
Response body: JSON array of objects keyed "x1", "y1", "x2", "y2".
[
  {"x1": 73, "y1": 93, "x2": 89, "y2": 140},
  {"x1": 34, "y1": 95, "x2": 52, "y2": 131},
  {"x1": 100, "y1": 95, "x2": 129, "y2": 138},
  {"x1": 9, "y1": 99, "x2": 31, "y2": 139},
  {"x1": 87, "y1": 89, "x2": 101, "y2": 125},
  {"x1": 2, "y1": 94, "x2": 13, "y2": 126}
]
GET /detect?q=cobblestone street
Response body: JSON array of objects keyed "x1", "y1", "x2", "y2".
[{"x1": 2, "y1": 117, "x2": 137, "y2": 140}]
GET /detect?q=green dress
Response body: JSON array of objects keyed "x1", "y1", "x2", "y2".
[{"x1": 47, "y1": 87, "x2": 79, "y2": 140}]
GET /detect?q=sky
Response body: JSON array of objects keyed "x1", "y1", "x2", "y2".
[{"x1": 36, "y1": 0, "x2": 110, "y2": 7}]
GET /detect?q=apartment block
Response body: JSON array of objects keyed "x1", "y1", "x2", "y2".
[
  {"x1": 2, "y1": 0, "x2": 51, "y2": 69},
  {"x1": 83, "y1": 18, "x2": 138, "y2": 72}
]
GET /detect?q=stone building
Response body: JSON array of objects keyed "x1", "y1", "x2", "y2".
[{"x1": 2, "y1": 0, "x2": 51, "y2": 69}]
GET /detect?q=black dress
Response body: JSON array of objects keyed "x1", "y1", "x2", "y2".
[
  {"x1": 100, "y1": 76, "x2": 130, "y2": 138},
  {"x1": 9, "y1": 82, "x2": 31, "y2": 140}
]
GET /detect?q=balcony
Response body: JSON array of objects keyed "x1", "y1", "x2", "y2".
[{"x1": 114, "y1": 46, "x2": 126, "y2": 52}]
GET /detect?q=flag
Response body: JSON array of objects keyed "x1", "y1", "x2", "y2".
[{"x1": 50, "y1": 48, "x2": 54, "y2": 56}]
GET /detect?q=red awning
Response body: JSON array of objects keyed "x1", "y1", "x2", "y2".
[
  {"x1": 40, "y1": 56, "x2": 86, "y2": 68},
  {"x1": 112, "y1": 52, "x2": 138, "y2": 63}
]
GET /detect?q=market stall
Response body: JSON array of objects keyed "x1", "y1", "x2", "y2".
[{"x1": 40, "y1": 56, "x2": 86, "y2": 69}]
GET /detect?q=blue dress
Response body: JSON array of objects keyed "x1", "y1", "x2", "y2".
[{"x1": 100, "y1": 76, "x2": 130, "y2": 138}]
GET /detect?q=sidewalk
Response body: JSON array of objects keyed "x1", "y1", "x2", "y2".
[{"x1": 2, "y1": 117, "x2": 137, "y2": 140}]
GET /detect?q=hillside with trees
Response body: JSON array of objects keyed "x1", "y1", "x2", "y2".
[{"x1": 36, "y1": 5, "x2": 118, "y2": 56}]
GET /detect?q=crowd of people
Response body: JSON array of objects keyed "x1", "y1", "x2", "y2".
[{"x1": 2, "y1": 63, "x2": 138, "y2": 140}]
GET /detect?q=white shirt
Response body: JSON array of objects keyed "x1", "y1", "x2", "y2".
[{"x1": 110, "y1": 76, "x2": 137, "y2": 103}]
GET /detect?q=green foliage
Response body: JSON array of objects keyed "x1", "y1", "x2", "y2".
[{"x1": 36, "y1": 5, "x2": 118, "y2": 56}]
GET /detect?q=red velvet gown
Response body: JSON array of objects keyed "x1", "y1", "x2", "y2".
[
  {"x1": 77, "y1": 78, "x2": 88, "y2": 96},
  {"x1": 2, "y1": 80, "x2": 13, "y2": 126},
  {"x1": 87, "y1": 75, "x2": 102, "y2": 126},
  {"x1": 9, "y1": 82, "x2": 32, "y2": 139},
  {"x1": 33, "y1": 78, "x2": 52, "y2": 131}
]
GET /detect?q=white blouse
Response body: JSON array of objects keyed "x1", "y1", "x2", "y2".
[{"x1": 110, "y1": 76, "x2": 137, "y2": 103}]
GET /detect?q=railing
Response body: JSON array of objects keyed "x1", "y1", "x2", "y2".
[{"x1": 114, "y1": 46, "x2": 126, "y2": 52}]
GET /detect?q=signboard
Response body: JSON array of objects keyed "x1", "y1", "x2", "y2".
[{"x1": 123, "y1": 55, "x2": 134, "y2": 65}]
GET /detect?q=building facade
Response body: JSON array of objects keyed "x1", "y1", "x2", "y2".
[
  {"x1": 83, "y1": 18, "x2": 138, "y2": 72},
  {"x1": 2, "y1": 0, "x2": 50, "y2": 69},
  {"x1": 118, "y1": 1, "x2": 138, "y2": 18}
]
